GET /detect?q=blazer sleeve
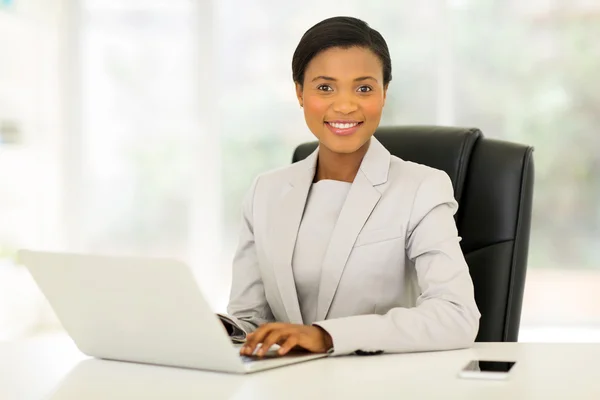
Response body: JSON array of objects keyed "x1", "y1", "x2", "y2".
[
  {"x1": 225, "y1": 176, "x2": 275, "y2": 334},
  {"x1": 314, "y1": 169, "x2": 481, "y2": 356}
]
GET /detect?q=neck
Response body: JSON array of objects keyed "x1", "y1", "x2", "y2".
[{"x1": 314, "y1": 140, "x2": 370, "y2": 183}]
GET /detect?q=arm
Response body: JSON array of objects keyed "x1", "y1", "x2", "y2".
[
  {"x1": 225, "y1": 176, "x2": 275, "y2": 335},
  {"x1": 314, "y1": 170, "x2": 481, "y2": 355}
]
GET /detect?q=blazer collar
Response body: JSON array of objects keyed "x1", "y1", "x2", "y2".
[
  {"x1": 293, "y1": 136, "x2": 391, "y2": 187},
  {"x1": 272, "y1": 137, "x2": 391, "y2": 324}
]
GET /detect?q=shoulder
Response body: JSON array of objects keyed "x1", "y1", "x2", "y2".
[
  {"x1": 386, "y1": 156, "x2": 457, "y2": 215},
  {"x1": 387, "y1": 155, "x2": 453, "y2": 190},
  {"x1": 254, "y1": 160, "x2": 307, "y2": 187},
  {"x1": 387, "y1": 156, "x2": 458, "y2": 224},
  {"x1": 246, "y1": 158, "x2": 312, "y2": 201}
]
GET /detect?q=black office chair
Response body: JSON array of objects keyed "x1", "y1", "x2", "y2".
[{"x1": 292, "y1": 126, "x2": 535, "y2": 342}]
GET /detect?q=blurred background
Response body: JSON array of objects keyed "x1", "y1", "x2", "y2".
[{"x1": 1, "y1": 0, "x2": 599, "y2": 342}]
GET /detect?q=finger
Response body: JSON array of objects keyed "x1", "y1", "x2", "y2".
[
  {"x1": 242, "y1": 324, "x2": 277, "y2": 355},
  {"x1": 244, "y1": 326, "x2": 272, "y2": 353},
  {"x1": 241, "y1": 329, "x2": 264, "y2": 355},
  {"x1": 240, "y1": 344, "x2": 252, "y2": 356},
  {"x1": 257, "y1": 329, "x2": 289, "y2": 356},
  {"x1": 241, "y1": 332, "x2": 254, "y2": 354},
  {"x1": 278, "y1": 336, "x2": 299, "y2": 356}
]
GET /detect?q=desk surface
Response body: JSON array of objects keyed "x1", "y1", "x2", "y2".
[{"x1": 1, "y1": 333, "x2": 599, "y2": 400}]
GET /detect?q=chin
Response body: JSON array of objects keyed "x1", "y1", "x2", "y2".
[{"x1": 320, "y1": 136, "x2": 368, "y2": 155}]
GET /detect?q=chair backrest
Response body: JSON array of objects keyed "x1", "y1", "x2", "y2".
[{"x1": 292, "y1": 126, "x2": 535, "y2": 342}]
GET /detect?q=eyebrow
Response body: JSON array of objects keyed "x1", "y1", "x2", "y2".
[{"x1": 311, "y1": 75, "x2": 379, "y2": 83}]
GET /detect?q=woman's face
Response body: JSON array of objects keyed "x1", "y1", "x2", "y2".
[{"x1": 296, "y1": 46, "x2": 387, "y2": 155}]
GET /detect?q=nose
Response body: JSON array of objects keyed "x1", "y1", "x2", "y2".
[{"x1": 332, "y1": 93, "x2": 358, "y2": 114}]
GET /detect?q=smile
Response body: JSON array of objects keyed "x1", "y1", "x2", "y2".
[
  {"x1": 328, "y1": 121, "x2": 360, "y2": 129},
  {"x1": 325, "y1": 121, "x2": 364, "y2": 136}
]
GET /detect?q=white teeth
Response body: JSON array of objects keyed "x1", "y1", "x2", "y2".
[{"x1": 330, "y1": 122, "x2": 359, "y2": 129}]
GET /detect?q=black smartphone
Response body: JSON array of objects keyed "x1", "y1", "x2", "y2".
[{"x1": 458, "y1": 360, "x2": 517, "y2": 380}]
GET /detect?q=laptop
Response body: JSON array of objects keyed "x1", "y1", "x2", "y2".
[{"x1": 18, "y1": 250, "x2": 328, "y2": 374}]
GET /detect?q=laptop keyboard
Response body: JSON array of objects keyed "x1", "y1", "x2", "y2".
[{"x1": 240, "y1": 353, "x2": 281, "y2": 363}]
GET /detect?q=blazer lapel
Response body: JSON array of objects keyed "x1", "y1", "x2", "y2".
[
  {"x1": 315, "y1": 138, "x2": 391, "y2": 321},
  {"x1": 270, "y1": 150, "x2": 318, "y2": 324}
]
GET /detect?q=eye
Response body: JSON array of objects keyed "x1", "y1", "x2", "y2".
[
  {"x1": 317, "y1": 84, "x2": 333, "y2": 92},
  {"x1": 357, "y1": 86, "x2": 373, "y2": 93}
]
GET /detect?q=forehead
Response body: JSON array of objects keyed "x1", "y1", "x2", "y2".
[{"x1": 304, "y1": 46, "x2": 383, "y2": 81}]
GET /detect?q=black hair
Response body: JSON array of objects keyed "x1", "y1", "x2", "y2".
[{"x1": 292, "y1": 16, "x2": 392, "y2": 87}]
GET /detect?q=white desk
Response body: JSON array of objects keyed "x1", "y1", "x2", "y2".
[{"x1": 1, "y1": 333, "x2": 599, "y2": 400}]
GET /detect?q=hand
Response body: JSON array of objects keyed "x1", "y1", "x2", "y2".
[{"x1": 240, "y1": 323, "x2": 333, "y2": 357}]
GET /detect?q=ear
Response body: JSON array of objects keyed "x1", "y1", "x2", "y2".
[
  {"x1": 295, "y1": 82, "x2": 303, "y2": 107},
  {"x1": 383, "y1": 83, "x2": 388, "y2": 106}
]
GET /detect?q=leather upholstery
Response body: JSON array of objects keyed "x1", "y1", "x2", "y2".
[{"x1": 292, "y1": 126, "x2": 535, "y2": 342}]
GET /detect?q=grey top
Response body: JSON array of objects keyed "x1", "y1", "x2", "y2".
[{"x1": 291, "y1": 179, "x2": 352, "y2": 325}]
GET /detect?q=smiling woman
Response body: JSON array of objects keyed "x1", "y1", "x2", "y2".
[
  {"x1": 293, "y1": 18, "x2": 391, "y2": 164},
  {"x1": 222, "y1": 16, "x2": 480, "y2": 358},
  {"x1": 297, "y1": 47, "x2": 384, "y2": 156}
]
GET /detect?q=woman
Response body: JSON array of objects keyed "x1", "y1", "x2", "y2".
[{"x1": 226, "y1": 16, "x2": 480, "y2": 357}]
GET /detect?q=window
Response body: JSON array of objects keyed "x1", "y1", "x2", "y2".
[{"x1": 1, "y1": 0, "x2": 598, "y2": 341}]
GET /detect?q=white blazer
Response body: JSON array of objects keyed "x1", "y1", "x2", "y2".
[{"x1": 227, "y1": 137, "x2": 480, "y2": 355}]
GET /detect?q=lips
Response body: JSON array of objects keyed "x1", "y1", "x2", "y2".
[{"x1": 325, "y1": 121, "x2": 364, "y2": 136}]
